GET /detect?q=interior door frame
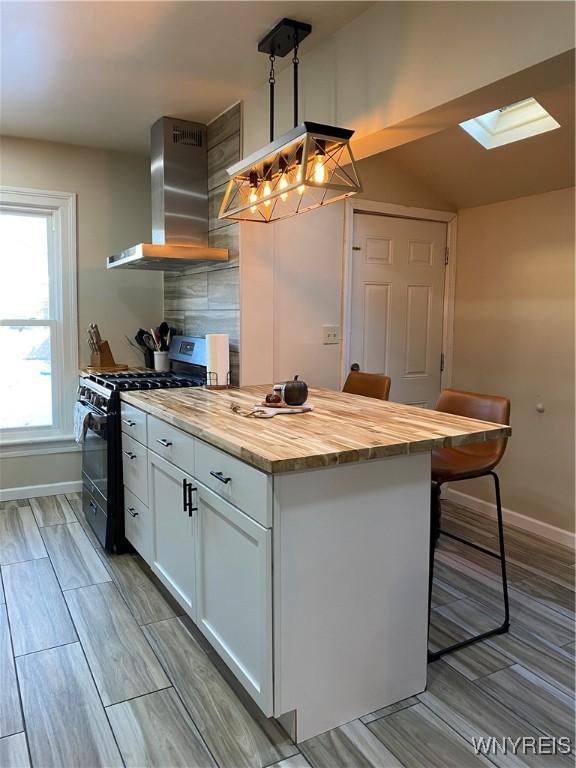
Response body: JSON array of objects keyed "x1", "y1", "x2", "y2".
[{"x1": 341, "y1": 199, "x2": 458, "y2": 392}]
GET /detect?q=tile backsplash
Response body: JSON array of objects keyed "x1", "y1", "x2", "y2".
[{"x1": 164, "y1": 103, "x2": 241, "y2": 385}]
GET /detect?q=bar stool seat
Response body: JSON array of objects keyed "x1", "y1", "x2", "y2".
[{"x1": 431, "y1": 443, "x2": 503, "y2": 483}]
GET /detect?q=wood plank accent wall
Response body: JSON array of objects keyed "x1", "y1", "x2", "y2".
[{"x1": 164, "y1": 103, "x2": 241, "y2": 384}]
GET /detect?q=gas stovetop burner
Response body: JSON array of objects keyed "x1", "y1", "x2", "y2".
[{"x1": 88, "y1": 371, "x2": 204, "y2": 391}]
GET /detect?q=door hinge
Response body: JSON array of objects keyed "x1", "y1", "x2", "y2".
[
  {"x1": 440, "y1": 353, "x2": 445, "y2": 372},
  {"x1": 444, "y1": 246, "x2": 449, "y2": 265}
]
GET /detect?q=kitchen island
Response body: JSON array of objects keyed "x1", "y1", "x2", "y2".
[{"x1": 120, "y1": 385, "x2": 510, "y2": 741}]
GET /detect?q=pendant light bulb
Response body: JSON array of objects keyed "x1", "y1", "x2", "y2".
[
  {"x1": 279, "y1": 174, "x2": 289, "y2": 202},
  {"x1": 248, "y1": 171, "x2": 259, "y2": 213},
  {"x1": 278, "y1": 157, "x2": 289, "y2": 202},
  {"x1": 263, "y1": 180, "x2": 272, "y2": 207},
  {"x1": 313, "y1": 153, "x2": 326, "y2": 184},
  {"x1": 295, "y1": 165, "x2": 305, "y2": 195}
]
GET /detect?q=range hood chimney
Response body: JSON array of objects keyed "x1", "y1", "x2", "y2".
[{"x1": 107, "y1": 117, "x2": 228, "y2": 270}]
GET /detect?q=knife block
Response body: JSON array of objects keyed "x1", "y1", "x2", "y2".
[{"x1": 88, "y1": 340, "x2": 128, "y2": 372}]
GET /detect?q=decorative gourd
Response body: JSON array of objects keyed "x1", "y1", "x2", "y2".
[{"x1": 281, "y1": 375, "x2": 308, "y2": 406}]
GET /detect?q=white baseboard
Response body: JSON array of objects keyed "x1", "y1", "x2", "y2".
[
  {"x1": 0, "y1": 480, "x2": 83, "y2": 502},
  {"x1": 444, "y1": 487, "x2": 576, "y2": 550}
]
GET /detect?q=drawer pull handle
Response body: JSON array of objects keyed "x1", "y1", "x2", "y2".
[
  {"x1": 127, "y1": 507, "x2": 139, "y2": 518},
  {"x1": 123, "y1": 451, "x2": 137, "y2": 460},
  {"x1": 156, "y1": 438, "x2": 173, "y2": 447},
  {"x1": 210, "y1": 470, "x2": 231, "y2": 484},
  {"x1": 122, "y1": 419, "x2": 136, "y2": 427}
]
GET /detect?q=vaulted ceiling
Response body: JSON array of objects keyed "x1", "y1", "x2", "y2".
[{"x1": 360, "y1": 51, "x2": 575, "y2": 209}]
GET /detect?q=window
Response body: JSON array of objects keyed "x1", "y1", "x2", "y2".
[
  {"x1": 459, "y1": 97, "x2": 561, "y2": 149},
  {"x1": 0, "y1": 187, "x2": 77, "y2": 445}
]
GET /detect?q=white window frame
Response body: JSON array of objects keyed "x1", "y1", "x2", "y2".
[{"x1": 0, "y1": 186, "x2": 78, "y2": 448}]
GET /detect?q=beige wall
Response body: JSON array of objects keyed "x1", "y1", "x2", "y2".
[
  {"x1": 355, "y1": 152, "x2": 455, "y2": 211},
  {"x1": 452, "y1": 187, "x2": 575, "y2": 534},
  {"x1": 243, "y1": 2, "x2": 574, "y2": 159},
  {"x1": 0, "y1": 136, "x2": 163, "y2": 491}
]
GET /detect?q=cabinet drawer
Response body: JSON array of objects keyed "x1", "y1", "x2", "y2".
[
  {"x1": 195, "y1": 440, "x2": 272, "y2": 528},
  {"x1": 124, "y1": 488, "x2": 151, "y2": 564},
  {"x1": 121, "y1": 403, "x2": 147, "y2": 445},
  {"x1": 147, "y1": 415, "x2": 195, "y2": 476},
  {"x1": 122, "y1": 433, "x2": 148, "y2": 505}
]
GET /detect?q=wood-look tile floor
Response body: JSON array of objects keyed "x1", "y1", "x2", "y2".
[{"x1": 0, "y1": 494, "x2": 574, "y2": 767}]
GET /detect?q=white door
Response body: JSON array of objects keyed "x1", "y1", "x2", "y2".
[
  {"x1": 195, "y1": 484, "x2": 273, "y2": 715},
  {"x1": 349, "y1": 214, "x2": 447, "y2": 406},
  {"x1": 148, "y1": 451, "x2": 197, "y2": 618}
]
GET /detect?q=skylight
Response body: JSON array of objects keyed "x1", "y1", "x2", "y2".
[{"x1": 459, "y1": 97, "x2": 560, "y2": 149}]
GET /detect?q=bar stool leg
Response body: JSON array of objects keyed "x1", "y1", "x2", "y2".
[
  {"x1": 491, "y1": 470, "x2": 510, "y2": 631},
  {"x1": 428, "y1": 471, "x2": 510, "y2": 662}
]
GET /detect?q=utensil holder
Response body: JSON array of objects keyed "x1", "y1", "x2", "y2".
[{"x1": 154, "y1": 351, "x2": 170, "y2": 371}]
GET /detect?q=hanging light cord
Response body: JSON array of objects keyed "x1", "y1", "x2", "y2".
[
  {"x1": 268, "y1": 54, "x2": 276, "y2": 142},
  {"x1": 292, "y1": 38, "x2": 300, "y2": 127}
]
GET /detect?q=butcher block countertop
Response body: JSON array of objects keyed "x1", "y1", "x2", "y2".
[{"x1": 121, "y1": 385, "x2": 511, "y2": 474}]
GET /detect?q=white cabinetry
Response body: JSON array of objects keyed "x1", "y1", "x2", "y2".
[
  {"x1": 195, "y1": 483, "x2": 273, "y2": 715},
  {"x1": 148, "y1": 451, "x2": 197, "y2": 618},
  {"x1": 124, "y1": 488, "x2": 152, "y2": 564}
]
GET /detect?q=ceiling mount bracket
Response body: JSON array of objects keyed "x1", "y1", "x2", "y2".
[{"x1": 257, "y1": 18, "x2": 311, "y2": 58}]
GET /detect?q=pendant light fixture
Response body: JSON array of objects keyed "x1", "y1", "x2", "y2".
[{"x1": 219, "y1": 18, "x2": 362, "y2": 223}]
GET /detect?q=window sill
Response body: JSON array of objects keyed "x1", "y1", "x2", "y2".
[{"x1": 0, "y1": 435, "x2": 80, "y2": 458}]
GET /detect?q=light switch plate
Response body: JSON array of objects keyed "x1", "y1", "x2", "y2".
[{"x1": 322, "y1": 325, "x2": 340, "y2": 344}]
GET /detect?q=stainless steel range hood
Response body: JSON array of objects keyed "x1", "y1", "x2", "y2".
[{"x1": 107, "y1": 117, "x2": 228, "y2": 270}]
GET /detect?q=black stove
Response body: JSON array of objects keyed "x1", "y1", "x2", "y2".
[{"x1": 77, "y1": 336, "x2": 208, "y2": 551}]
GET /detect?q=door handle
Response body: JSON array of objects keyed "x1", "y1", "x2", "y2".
[
  {"x1": 182, "y1": 479, "x2": 198, "y2": 516},
  {"x1": 210, "y1": 470, "x2": 231, "y2": 484},
  {"x1": 187, "y1": 483, "x2": 198, "y2": 517},
  {"x1": 182, "y1": 477, "x2": 189, "y2": 513},
  {"x1": 156, "y1": 438, "x2": 173, "y2": 447},
  {"x1": 122, "y1": 419, "x2": 136, "y2": 427},
  {"x1": 127, "y1": 507, "x2": 138, "y2": 518},
  {"x1": 89, "y1": 500, "x2": 98, "y2": 515},
  {"x1": 123, "y1": 451, "x2": 137, "y2": 460}
]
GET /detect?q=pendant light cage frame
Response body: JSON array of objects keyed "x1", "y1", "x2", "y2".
[
  {"x1": 219, "y1": 18, "x2": 361, "y2": 224},
  {"x1": 219, "y1": 122, "x2": 362, "y2": 223}
]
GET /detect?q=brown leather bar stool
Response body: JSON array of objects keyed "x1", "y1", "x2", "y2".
[
  {"x1": 428, "y1": 388, "x2": 511, "y2": 662},
  {"x1": 342, "y1": 371, "x2": 391, "y2": 401}
]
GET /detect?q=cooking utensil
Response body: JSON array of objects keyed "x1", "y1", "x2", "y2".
[
  {"x1": 149, "y1": 328, "x2": 160, "y2": 350},
  {"x1": 143, "y1": 333, "x2": 156, "y2": 351},
  {"x1": 92, "y1": 324, "x2": 103, "y2": 346},
  {"x1": 158, "y1": 321, "x2": 170, "y2": 351}
]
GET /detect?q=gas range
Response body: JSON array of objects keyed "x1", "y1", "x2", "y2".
[
  {"x1": 78, "y1": 336, "x2": 210, "y2": 551},
  {"x1": 79, "y1": 371, "x2": 205, "y2": 412}
]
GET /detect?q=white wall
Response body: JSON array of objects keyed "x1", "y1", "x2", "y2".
[
  {"x1": 243, "y1": 2, "x2": 574, "y2": 159},
  {"x1": 1, "y1": 136, "x2": 163, "y2": 492},
  {"x1": 451, "y1": 187, "x2": 575, "y2": 535},
  {"x1": 240, "y1": 153, "x2": 454, "y2": 388}
]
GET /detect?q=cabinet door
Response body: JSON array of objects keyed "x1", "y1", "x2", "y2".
[
  {"x1": 148, "y1": 452, "x2": 197, "y2": 618},
  {"x1": 195, "y1": 484, "x2": 273, "y2": 715}
]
